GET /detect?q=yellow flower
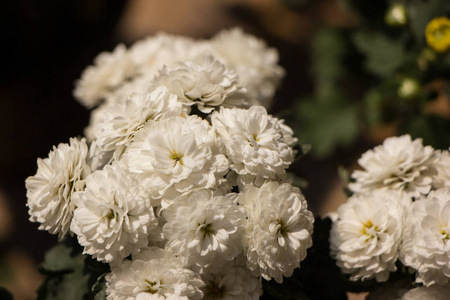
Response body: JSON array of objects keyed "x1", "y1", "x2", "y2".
[{"x1": 426, "y1": 17, "x2": 450, "y2": 53}]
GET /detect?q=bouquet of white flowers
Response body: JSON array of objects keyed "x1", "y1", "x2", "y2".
[
  {"x1": 331, "y1": 135, "x2": 450, "y2": 299},
  {"x1": 25, "y1": 28, "x2": 315, "y2": 299}
]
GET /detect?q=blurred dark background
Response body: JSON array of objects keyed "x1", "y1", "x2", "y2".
[{"x1": 0, "y1": 1, "x2": 355, "y2": 298}]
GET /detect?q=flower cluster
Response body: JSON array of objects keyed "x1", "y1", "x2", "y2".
[
  {"x1": 26, "y1": 29, "x2": 313, "y2": 299},
  {"x1": 330, "y1": 135, "x2": 450, "y2": 295}
]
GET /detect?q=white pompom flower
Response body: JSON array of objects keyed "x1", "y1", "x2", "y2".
[
  {"x1": 122, "y1": 113, "x2": 230, "y2": 208},
  {"x1": 70, "y1": 163, "x2": 161, "y2": 264},
  {"x1": 74, "y1": 44, "x2": 134, "y2": 108},
  {"x1": 200, "y1": 260, "x2": 262, "y2": 300},
  {"x1": 399, "y1": 188, "x2": 450, "y2": 286},
  {"x1": 26, "y1": 137, "x2": 92, "y2": 238},
  {"x1": 399, "y1": 284, "x2": 450, "y2": 300},
  {"x1": 330, "y1": 190, "x2": 407, "y2": 282},
  {"x1": 106, "y1": 247, "x2": 204, "y2": 300},
  {"x1": 151, "y1": 55, "x2": 247, "y2": 113},
  {"x1": 238, "y1": 181, "x2": 314, "y2": 283},
  {"x1": 94, "y1": 86, "x2": 185, "y2": 159},
  {"x1": 209, "y1": 27, "x2": 284, "y2": 108},
  {"x1": 163, "y1": 189, "x2": 245, "y2": 272},
  {"x1": 212, "y1": 106, "x2": 294, "y2": 185},
  {"x1": 349, "y1": 135, "x2": 440, "y2": 198}
]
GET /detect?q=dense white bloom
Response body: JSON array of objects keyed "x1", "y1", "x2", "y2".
[
  {"x1": 26, "y1": 138, "x2": 92, "y2": 238},
  {"x1": 366, "y1": 279, "x2": 411, "y2": 300},
  {"x1": 399, "y1": 188, "x2": 450, "y2": 286},
  {"x1": 200, "y1": 261, "x2": 262, "y2": 300},
  {"x1": 209, "y1": 28, "x2": 284, "y2": 108},
  {"x1": 151, "y1": 55, "x2": 247, "y2": 113},
  {"x1": 74, "y1": 44, "x2": 134, "y2": 108},
  {"x1": 129, "y1": 32, "x2": 208, "y2": 77},
  {"x1": 349, "y1": 135, "x2": 440, "y2": 198},
  {"x1": 106, "y1": 247, "x2": 204, "y2": 300},
  {"x1": 330, "y1": 190, "x2": 406, "y2": 282},
  {"x1": 163, "y1": 190, "x2": 245, "y2": 272},
  {"x1": 399, "y1": 284, "x2": 450, "y2": 300},
  {"x1": 123, "y1": 114, "x2": 230, "y2": 207},
  {"x1": 435, "y1": 149, "x2": 450, "y2": 188},
  {"x1": 70, "y1": 163, "x2": 161, "y2": 264},
  {"x1": 238, "y1": 181, "x2": 314, "y2": 283},
  {"x1": 212, "y1": 106, "x2": 294, "y2": 185},
  {"x1": 94, "y1": 87, "x2": 185, "y2": 159}
]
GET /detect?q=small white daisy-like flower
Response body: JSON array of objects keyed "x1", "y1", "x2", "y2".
[
  {"x1": 70, "y1": 163, "x2": 161, "y2": 264},
  {"x1": 330, "y1": 190, "x2": 407, "y2": 282},
  {"x1": 151, "y1": 55, "x2": 247, "y2": 113},
  {"x1": 94, "y1": 86, "x2": 185, "y2": 159},
  {"x1": 26, "y1": 137, "x2": 92, "y2": 238},
  {"x1": 349, "y1": 135, "x2": 440, "y2": 198},
  {"x1": 74, "y1": 44, "x2": 134, "y2": 108},
  {"x1": 212, "y1": 106, "x2": 294, "y2": 184},
  {"x1": 122, "y1": 113, "x2": 230, "y2": 208},
  {"x1": 200, "y1": 260, "x2": 262, "y2": 300},
  {"x1": 238, "y1": 181, "x2": 314, "y2": 283},
  {"x1": 163, "y1": 189, "x2": 245, "y2": 272},
  {"x1": 106, "y1": 247, "x2": 204, "y2": 300},
  {"x1": 399, "y1": 284, "x2": 450, "y2": 300},
  {"x1": 399, "y1": 188, "x2": 450, "y2": 286},
  {"x1": 209, "y1": 27, "x2": 284, "y2": 108}
]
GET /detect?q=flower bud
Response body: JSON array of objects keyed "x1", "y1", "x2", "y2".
[
  {"x1": 398, "y1": 77, "x2": 421, "y2": 100},
  {"x1": 426, "y1": 17, "x2": 450, "y2": 53},
  {"x1": 385, "y1": 3, "x2": 407, "y2": 27}
]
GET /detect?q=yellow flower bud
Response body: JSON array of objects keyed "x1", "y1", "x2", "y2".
[{"x1": 425, "y1": 17, "x2": 450, "y2": 53}]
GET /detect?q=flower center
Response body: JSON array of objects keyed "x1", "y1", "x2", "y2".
[
  {"x1": 361, "y1": 220, "x2": 380, "y2": 241},
  {"x1": 198, "y1": 223, "x2": 214, "y2": 238},
  {"x1": 144, "y1": 280, "x2": 161, "y2": 294},
  {"x1": 170, "y1": 151, "x2": 184, "y2": 164}
]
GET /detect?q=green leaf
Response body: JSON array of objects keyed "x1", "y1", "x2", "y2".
[
  {"x1": 37, "y1": 237, "x2": 90, "y2": 300},
  {"x1": 311, "y1": 29, "x2": 347, "y2": 94},
  {"x1": 297, "y1": 93, "x2": 359, "y2": 157},
  {"x1": 92, "y1": 273, "x2": 108, "y2": 300},
  {"x1": 352, "y1": 30, "x2": 406, "y2": 77}
]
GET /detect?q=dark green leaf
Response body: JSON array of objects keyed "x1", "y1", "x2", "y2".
[
  {"x1": 36, "y1": 236, "x2": 90, "y2": 300},
  {"x1": 92, "y1": 273, "x2": 108, "y2": 300},
  {"x1": 352, "y1": 30, "x2": 406, "y2": 77},
  {"x1": 399, "y1": 114, "x2": 450, "y2": 150},
  {"x1": 297, "y1": 93, "x2": 359, "y2": 157}
]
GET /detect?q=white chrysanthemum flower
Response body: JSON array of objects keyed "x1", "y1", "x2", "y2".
[
  {"x1": 330, "y1": 190, "x2": 407, "y2": 282},
  {"x1": 435, "y1": 149, "x2": 450, "y2": 189},
  {"x1": 349, "y1": 135, "x2": 440, "y2": 198},
  {"x1": 151, "y1": 55, "x2": 247, "y2": 113},
  {"x1": 365, "y1": 279, "x2": 411, "y2": 300},
  {"x1": 129, "y1": 32, "x2": 209, "y2": 77},
  {"x1": 163, "y1": 189, "x2": 245, "y2": 272},
  {"x1": 26, "y1": 138, "x2": 92, "y2": 238},
  {"x1": 200, "y1": 261, "x2": 262, "y2": 300},
  {"x1": 106, "y1": 247, "x2": 204, "y2": 300},
  {"x1": 238, "y1": 181, "x2": 314, "y2": 283},
  {"x1": 74, "y1": 44, "x2": 134, "y2": 108},
  {"x1": 94, "y1": 87, "x2": 185, "y2": 159},
  {"x1": 399, "y1": 188, "x2": 450, "y2": 286},
  {"x1": 399, "y1": 284, "x2": 450, "y2": 300},
  {"x1": 122, "y1": 113, "x2": 230, "y2": 208},
  {"x1": 212, "y1": 106, "x2": 294, "y2": 184},
  {"x1": 70, "y1": 163, "x2": 161, "y2": 264},
  {"x1": 209, "y1": 28, "x2": 284, "y2": 108}
]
